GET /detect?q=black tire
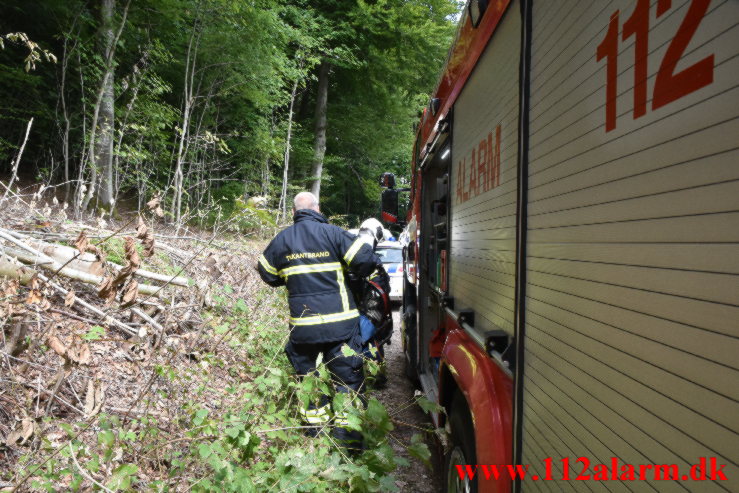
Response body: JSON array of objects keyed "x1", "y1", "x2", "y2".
[
  {"x1": 402, "y1": 308, "x2": 420, "y2": 384},
  {"x1": 401, "y1": 277, "x2": 420, "y2": 385},
  {"x1": 444, "y1": 393, "x2": 478, "y2": 493}
]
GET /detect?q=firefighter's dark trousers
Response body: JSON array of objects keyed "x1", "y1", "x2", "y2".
[{"x1": 285, "y1": 327, "x2": 365, "y2": 449}]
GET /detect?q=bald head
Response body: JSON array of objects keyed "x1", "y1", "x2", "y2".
[{"x1": 293, "y1": 191, "x2": 320, "y2": 212}]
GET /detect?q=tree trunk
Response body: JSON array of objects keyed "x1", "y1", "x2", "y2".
[
  {"x1": 310, "y1": 61, "x2": 330, "y2": 200},
  {"x1": 96, "y1": 0, "x2": 116, "y2": 211},
  {"x1": 172, "y1": 22, "x2": 200, "y2": 232},
  {"x1": 59, "y1": 33, "x2": 74, "y2": 203},
  {"x1": 0, "y1": 256, "x2": 36, "y2": 288},
  {"x1": 82, "y1": 0, "x2": 130, "y2": 213},
  {"x1": 5, "y1": 239, "x2": 189, "y2": 286},
  {"x1": 1, "y1": 118, "x2": 33, "y2": 202},
  {"x1": 74, "y1": 50, "x2": 88, "y2": 216},
  {"x1": 113, "y1": 51, "x2": 146, "y2": 210},
  {"x1": 261, "y1": 111, "x2": 275, "y2": 198},
  {"x1": 278, "y1": 78, "x2": 299, "y2": 222},
  {"x1": 0, "y1": 231, "x2": 168, "y2": 297}
]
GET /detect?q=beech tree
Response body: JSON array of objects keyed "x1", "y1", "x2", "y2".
[{"x1": 85, "y1": 0, "x2": 127, "y2": 212}]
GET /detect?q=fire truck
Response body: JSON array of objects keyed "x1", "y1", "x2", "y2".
[{"x1": 380, "y1": 0, "x2": 739, "y2": 492}]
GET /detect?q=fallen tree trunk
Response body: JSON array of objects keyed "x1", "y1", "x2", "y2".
[
  {"x1": 1, "y1": 245, "x2": 165, "y2": 298},
  {"x1": 27, "y1": 240, "x2": 106, "y2": 275},
  {"x1": 1, "y1": 228, "x2": 190, "y2": 287},
  {"x1": 0, "y1": 254, "x2": 37, "y2": 284},
  {"x1": 0, "y1": 231, "x2": 166, "y2": 298},
  {"x1": 26, "y1": 240, "x2": 190, "y2": 287},
  {"x1": 8, "y1": 225, "x2": 200, "y2": 271}
]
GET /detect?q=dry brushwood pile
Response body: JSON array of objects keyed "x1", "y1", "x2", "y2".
[{"x1": 0, "y1": 190, "x2": 289, "y2": 491}]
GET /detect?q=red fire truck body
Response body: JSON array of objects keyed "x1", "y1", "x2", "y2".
[{"x1": 385, "y1": 1, "x2": 739, "y2": 492}]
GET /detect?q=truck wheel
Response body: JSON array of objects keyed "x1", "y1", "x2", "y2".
[
  {"x1": 403, "y1": 310, "x2": 419, "y2": 384},
  {"x1": 401, "y1": 281, "x2": 420, "y2": 384},
  {"x1": 445, "y1": 393, "x2": 477, "y2": 493}
]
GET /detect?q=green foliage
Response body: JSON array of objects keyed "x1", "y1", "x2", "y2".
[
  {"x1": 0, "y1": 0, "x2": 458, "y2": 223},
  {"x1": 82, "y1": 325, "x2": 106, "y2": 341},
  {"x1": 204, "y1": 182, "x2": 277, "y2": 233},
  {"x1": 408, "y1": 433, "x2": 432, "y2": 466},
  {"x1": 294, "y1": 0, "x2": 458, "y2": 219},
  {"x1": 209, "y1": 182, "x2": 246, "y2": 218},
  {"x1": 106, "y1": 463, "x2": 138, "y2": 491},
  {"x1": 417, "y1": 394, "x2": 445, "y2": 415},
  {"x1": 100, "y1": 237, "x2": 125, "y2": 265},
  {"x1": 171, "y1": 287, "x2": 429, "y2": 492}
]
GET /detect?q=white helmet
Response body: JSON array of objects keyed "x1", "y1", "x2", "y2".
[{"x1": 358, "y1": 218, "x2": 384, "y2": 249}]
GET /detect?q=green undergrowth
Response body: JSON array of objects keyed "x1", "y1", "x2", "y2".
[
  {"x1": 182, "y1": 285, "x2": 433, "y2": 492},
  {"x1": 202, "y1": 183, "x2": 277, "y2": 235},
  {"x1": 19, "y1": 282, "x2": 431, "y2": 492},
  {"x1": 99, "y1": 237, "x2": 126, "y2": 265}
]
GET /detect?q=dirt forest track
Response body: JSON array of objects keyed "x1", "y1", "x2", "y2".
[{"x1": 376, "y1": 309, "x2": 443, "y2": 493}]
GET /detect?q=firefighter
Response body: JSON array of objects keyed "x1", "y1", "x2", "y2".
[
  {"x1": 353, "y1": 218, "x2": 393, "y2": 387},
  {"x1": 353, "y1": 220, "x2": 391, "y2": 343},
  {"x1": 256, "y1": 191, "x2": 380, "y2": 448}
]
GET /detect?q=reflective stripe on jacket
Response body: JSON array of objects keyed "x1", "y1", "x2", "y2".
[{"x1": 257, "y1": 209, "x2": 378, "y2": 343}]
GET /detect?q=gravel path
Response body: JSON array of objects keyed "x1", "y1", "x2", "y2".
[{"x1": 374, "y1": 309, "x2": 443, "y2": 493}]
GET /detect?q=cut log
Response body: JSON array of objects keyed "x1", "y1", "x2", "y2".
[
  {"x1": 27, "y1": 240, "x2": 105, "y2": 276},
  {"x1": 1, "y1": 245, "x2": 165, "y2": 298},
  {"x1": 25, "y1": 239, "x2": 189, "y2": 286},
  {"x1": 0, "y1": 254, "x2": 37, "y2": 284},
  {"x1": 1, "y1": 228, "x2": 189, "y2": 287},
  {"x1": 0, "y1": 231, "x2": 166, "y2": 298}
]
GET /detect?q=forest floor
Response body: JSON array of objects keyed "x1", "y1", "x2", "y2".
[
  {"x1": 0, "y1": 188, "x2": 439, "y2": 492},
  {"x1": 375, "y1": 310, "x2": 442, "y2": 493}
]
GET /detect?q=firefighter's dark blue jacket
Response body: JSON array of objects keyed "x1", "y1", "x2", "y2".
[{"x1": 257, "y1": 209, "x2": 379, "y2": 344}]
